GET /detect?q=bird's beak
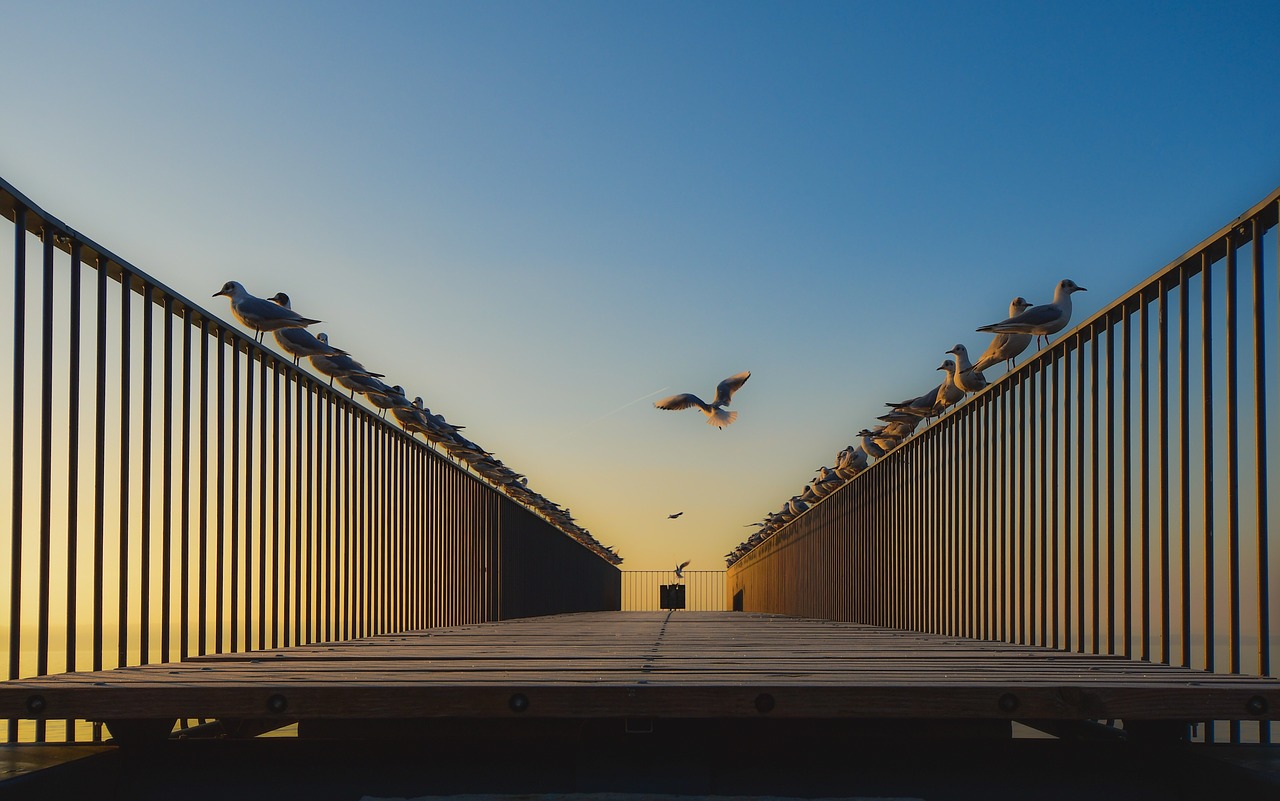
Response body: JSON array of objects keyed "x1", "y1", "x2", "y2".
[
  {"x1": 1077, "y1": 286, "x2": 1088, "y2": 292},
  {"x1": 212, "y1": 290, "x2": 224, "y2": 298}
]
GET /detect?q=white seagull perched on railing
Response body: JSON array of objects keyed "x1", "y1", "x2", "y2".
[
  {"x1": 212, "y1": 281, "x2": 320, "y2": 343},
  {"x1": 972, "y1": 297, "x2": 1035, "y2": 373},
  {"x1": 976, "y1": 279, "x2": 1087, "y2": 349},
  {"x1": 654, "y1": 371, "x2": 751, "y2": 429},
  {"x1": 266, "y1": 292, "x2": 347, "y2": 364},
  {"x1": 946, "y1": 344, "x2": 988, "y2": 394}
]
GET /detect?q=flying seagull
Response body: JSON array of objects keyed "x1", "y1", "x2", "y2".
[
  {"x1": 976, "y1": 279, "x2": 1087, "y2": 349},
  {"x1": 654, "y1": 371, "x2": 751, "y2": 429},
  {"x1": 667, "y1": 512, "x2": 684, "y2": 519},
  {"x1": 213, "y1": 281, "x2": 320, "y2": 342},
  {"x1": 674, "y1": 560, "x2": 691, "y2": 579}
]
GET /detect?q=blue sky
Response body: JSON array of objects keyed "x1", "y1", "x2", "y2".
[{"x1": 2, "y1": 0, "x2": 1279, "y2": 571}]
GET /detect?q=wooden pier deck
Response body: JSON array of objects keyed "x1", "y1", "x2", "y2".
[{"x1": 3, "y1": 611, "x2": 1278, "y2": 736}]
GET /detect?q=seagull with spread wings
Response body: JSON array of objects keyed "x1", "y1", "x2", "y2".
[
  {"x1": 674, "y1": 560, "x2": 691, "y2": 579},
  {"x1": 667, "y1": 512, "x2": 684, "y2": 519},
  {"x1": 654, "y1": 371, "x2": 751, "y2": 429}
]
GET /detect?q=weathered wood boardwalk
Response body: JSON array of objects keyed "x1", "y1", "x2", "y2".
[{"x1": 3, "y1": 612, "x2": 1278, "y2": 731}]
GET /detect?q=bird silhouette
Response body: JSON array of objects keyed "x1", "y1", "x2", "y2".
[
  {"x1": 654, "y1": 371, "x2": 751, "y2": 429},
  {"x1": 674, "y1": 560, "x2": 691, "y2": 579},
  {"x1": 667, "y1": 512, "x2": 684, "y2": 519}
]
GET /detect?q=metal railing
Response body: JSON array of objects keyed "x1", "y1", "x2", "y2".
[
  {"x1": 0, "y1": 177, "x2": 619, "y2": 744},
  {"x1": 728, "y1": 186, "x2": 1280, "y2": 744},
  {"x1": 620, "y1": 570, "x2": 727, "y2": 611}
]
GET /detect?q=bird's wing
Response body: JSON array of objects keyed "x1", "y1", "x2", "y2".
[
  {"x1": 713, "y1": 371, "x2": 751, "y2": 406},
  {"x1": 677, "y1": 560, "x2": 691, "y2": 570},
  {"x1": 655, "y1": 393, "x2": 710, "y2": 412},
  {"x1": 978, "y1": 303, "x2": 1062, "y2": 331}
]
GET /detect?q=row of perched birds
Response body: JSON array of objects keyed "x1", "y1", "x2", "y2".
[
  {"x1": 212, "y1": 281, "x2": 622, "y2": 566},
  {"x1": 725, "y1": 278, "x2": 1087, "y2": 566}
]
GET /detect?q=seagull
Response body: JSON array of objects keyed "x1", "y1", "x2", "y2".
[
  {"x1": 971, "y1": 297, "x2": 1035, "y2": 373},
  {"x1": 212, "y1": 281, "x2": 319, "y2": 342},
  {"x1": 857, "y1": 429, "x2": 888, "y2": 459},
  {"x1": 946, "y1": 344, "x2": 989, "y2": 393},
  {"x1": 886, "y1": 384, "x2": 944, "y2": 419},
  {"x1": 654, "y1": 371, "x2": 751, "y2": 429},
  {"x1": 674, "y1": 560, "x2": 691, "y2": 579},
  {"x1": 308, "y1": 334, "x2": 384, "y2": 385},
  {"x1": 976, "y1": 279, "x2": 1087, "y2": 349},
  {"x1": 266, "y1": 293, "x2": 347, "y2": 364},
  {"x1": 667, "y1": 512, "x2": 684, "y2": 519},
  {"x1": 933, "y1": 360, "x2": 964, "y2": 414}
]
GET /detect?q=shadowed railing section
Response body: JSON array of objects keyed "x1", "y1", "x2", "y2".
[
  {"x1": 0, "y1": 178, "x2": 620, "y2": 744},
  {"x1": 729, "y1": 187, "x2": 1280, "y2": 744},
  {"x1": 620, "y1": 571, "x2": 727, "y2": 611}
]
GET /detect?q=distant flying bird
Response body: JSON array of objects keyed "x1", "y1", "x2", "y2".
[
  {"x1": 971, "y1": 297, "x2": 1035, "y2": 373},
  {"x1": 667, "y1": 512, "x2": 684, "y2": 519},
  {"x1": 267, "y1": 293, "x2": 347, "y2": 364},
  {"x1": 213, "y1": 281, "x2": 320, "y2": 342},
  {"x1": 976, "y1": 279, "x2": 1087, "y2": 349},
  {"x1": 654, "y1": 371, "x2": 751, "y2": 429},
  {"x1": 674, "y1": 560, "x2": 691, "y2": 579}
]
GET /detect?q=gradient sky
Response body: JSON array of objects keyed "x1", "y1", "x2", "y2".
[{"x1": 2, "y1": 0, "x2": 1279, "y2": 572}]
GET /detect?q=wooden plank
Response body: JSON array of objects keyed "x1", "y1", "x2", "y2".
[{"x1": 2, "y1": 611, "x2": 1278, "y2": 726}]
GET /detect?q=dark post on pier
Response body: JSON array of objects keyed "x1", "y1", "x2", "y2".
[{"x1": 2, "y1": 176, "x2": 1280, "y2": 799}]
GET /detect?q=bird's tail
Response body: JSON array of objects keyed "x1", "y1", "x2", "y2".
[{"x1": 706, "y1": 408, "x2": 739, "y2": 428}]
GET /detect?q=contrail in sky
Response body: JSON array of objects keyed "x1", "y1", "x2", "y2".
[{"x1": 582, "y1": 386, "x2": 670, "y2": 428}]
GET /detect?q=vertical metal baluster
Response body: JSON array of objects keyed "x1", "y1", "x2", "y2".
[
  {"x1": 117, "y1": 269, "x2": 132, "y2": 670},
  {"x1": 1122, "y1": 307, "x2": 1133, "y2": 658},
  {"x1": 325, "y1": 394, "x2": 334, "y2": 642},
  {"x1": 303, "y1": 383, "x2": 313, "y2": 644},
  {"x1": 36, "y1": 230, "x2": 55, "y2": 730},
  {"x1": 1140, "y1": 293, "x2": 1152, "y2": 663},
  {"x1": 139, "y1": 283, "x2": 153, "y2": 667},
  {"x1": 65, "y1": 240, "x2": 83, "y2": 740},
  {"x1": 1062, "y1": 345, "x2": 1072, "y2": 651},
  {"x1": 1017, "y1": 371, "x2": 1028, "y2": 644},
  {"x1": 93, "y1": 254, "x2": 107, "y2": 677},
  {"x1": 1036, "y1": 363, "x2": 1046, "y2": 645},
  {"x1": 272, "y1": 363, "x2": 282, "y2": 649},
  {"x1": 1052, "y1": 353, "x2": 1062, "y2": 650},
  {"x1": 1158, "y1": 280, "x2": 1171, "y2": 666},
  {"x1": 1091, "y1": 331, "x2": 1100, "y2": 655},
  {"x1": 180, "y1": 309, "x2": 193, "y2": 659},
  {"x1": 216, "y1": 331, "x2": 227, "y2": 653},
  {"x1": 7, "y1": 207, "x2": 26, "y2": 744},
  {"x1": 281, "y1": 369, "x2": 292, "y2": 647},
  {"x1": 1075, "y1": 331, "x2": 1086, "y2": 652},
  {"x1": 257, "y1": 356, "x2": 268, "y2": 650},
  {"x1": 1179, "y1": 260, "x2": 1191, "y2": 669},
  {"x1": 199, "y1": 320, "x2": 210, "y2": 656},
  {"x1": 242, "y1": 346, "x2": 254, "y2": 651},
  {"x1": 1106, "y1": 316, "x2": 1117, "y2": 655},
  {"x1": 1254, "y1": 214, "x2": 1272, "y2": 744},
  {"x1": 230, "y1": 340, "x2": 241, "y2": 653},
  {"x1": 1202, "y1": 251, "x2": 1216, "y2": 745},
  {"x1": 161, "y1": 296, "x2": 174, "y2": 664},
  {"x1": 1225, "y1": 234, "x2": 1242, "y2": 744}
]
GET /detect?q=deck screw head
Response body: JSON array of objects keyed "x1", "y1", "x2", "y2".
[
  {"x1": 1247, "y1": 696, "x2": 1268, "y2": 716},
  {"x1": 509, "y1": 693, "x2": 529, "y2": 713},
  {"x1": 25, "y1": 695, "x2": 46, "y2": 715},
  {"x1": 267, "y1": 694, "x2": 288, "y2": 713},
  {"x1": 998, "y1": 693, "x2": 1019, "y2": 713},
  {"x1": 754, "y1": 693, "x2": 776, "y2": 714}
]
